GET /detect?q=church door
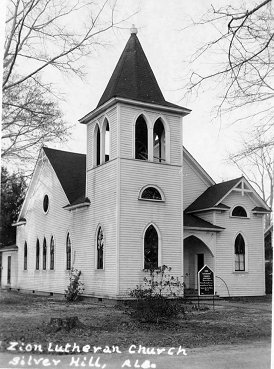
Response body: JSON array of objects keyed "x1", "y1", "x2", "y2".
[{"x1": 7, "y1": 256, "x2": 11, "y2": 285}]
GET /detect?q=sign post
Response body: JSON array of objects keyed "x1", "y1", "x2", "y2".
[{"x1": 198, "y1": 265, "x2": 215, "y2": 296}]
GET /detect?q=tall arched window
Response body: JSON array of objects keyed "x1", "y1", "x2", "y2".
[
  {"x1": 144, "y1": 225, "x2": 158, "y2": 269},
  {"x1": 43, "y1": 237, "x2": 47, "y2": 270},
  {"x1": 24, "y1": 241, "x2": 27, "y2": 270},
  {"x1": 235, "y1": 234, "x2": 245, "y2": 271},
  {"x1": 66, "y1": 233, "x2": 71, "y2": 270},
  {"x1": 135, "y1": 115, "x2": 148, "y2": 160},
  {"x1": 36, "y1": 239, "x2": 40, "y2": 270},
  {"x1": 153, "y1": 119, "x2": 165, "y2": 163},
  {"x1": 97, "y1": 227, "x2": 104, "y2": 269},
  {"x1": 94, "y1": 124, "x2": 101, "y2": 166},
  {"x1": 103, "y1": 120, "x2": 110, "y2": 163},
  {"x1": 50, "y1": 236, "x2": 54, "y2": 270}
]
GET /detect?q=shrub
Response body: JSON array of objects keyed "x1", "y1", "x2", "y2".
[
  {"x1": 65, "y1": 267, "x2": 85, "y2": 302},
  {"x1": 128, "y1": 265, "x2": 185, "y2": 323}
]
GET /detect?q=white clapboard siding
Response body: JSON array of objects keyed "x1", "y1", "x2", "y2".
[
  {"x1": 214, "y1": 191, "x2": 265, "y2": 296},
  {"x1": 118, "y1": 159, "x2": 183, "y2": 296},
  {"x1": 1, "y1": 252, "x2": 18, "y2": 288},
  {"x1": 183, "y1": 158, "x2": 210, "y2": 210},
  {"x1": 16, "y1": 158, "x2": 72, "y2": 294},
  {"x1": 82, "y1": 160, "x2": 118, "y2": 297}
]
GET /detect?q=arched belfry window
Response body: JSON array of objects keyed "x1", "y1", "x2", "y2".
[
  {"x1": 153, "y1": 119, "x2": 165, "y2": 163},
  {"x1": 94, "y1": 124, "x2": 101, "y2": 166},
  {"x1": 135, "y1": 115, "x2": 148, "y2": 160},
  {"x1": 232, "y1": 206, "x2": 248, "y2": 217},
  {"x1": 24, "y1": 241, "x2": 27, "y2": 270},
  {"x1": 43, "y1": 237, "x2": 47, "y2": 270},
  {"x1": 144, "y1": 225, "x2": 158, "y2": 269},
  {"x1": 234, "y1": 233, "x2": 245, "y2": 271},
  {"x1": 36, "y1": 239, "x2": 40, "y2": 270},
  {"x1": 66, "y1": 233, "x2": 71, "y2": 270},
  {"x1": 104, "y1": 120, "x2": 110, "y2": 163},
  {"x1": 50, "y1": 236, "x2": 54, "y2": 270},
  {"x1": 97, "y1": 226, "x2": 104, "y2": 269}
]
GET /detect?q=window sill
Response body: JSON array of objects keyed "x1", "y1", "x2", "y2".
[
  {"x1": 138, "y1": 198, "x2": 164, "y2": 203},
  {"x1": 233, "y1": 271, "x2": 248, "y2": 274}
]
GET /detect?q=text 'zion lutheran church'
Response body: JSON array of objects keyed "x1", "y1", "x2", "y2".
[{"x1": 1, "y1": 27, "x2": 270, "y2": 298}]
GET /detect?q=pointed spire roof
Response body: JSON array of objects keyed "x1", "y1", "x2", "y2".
[{"x1": 97, "y1": 30, "x2": 184, "y2": 110}]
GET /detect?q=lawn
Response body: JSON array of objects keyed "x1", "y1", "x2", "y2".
[{"x1": 0, "y1": 290, "x2": 271, "y2": 354}]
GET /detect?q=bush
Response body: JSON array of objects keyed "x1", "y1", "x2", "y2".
[
  {"x1": 65, "y1": 267, "x2": 85, "y2": 302},
  {"x1": 128, "y1": 265, "x2": 185, "y2": 323}
]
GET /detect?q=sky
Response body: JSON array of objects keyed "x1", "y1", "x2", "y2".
[{"x1": 1, "y1": 0, "x2": 264, "y2": 183}]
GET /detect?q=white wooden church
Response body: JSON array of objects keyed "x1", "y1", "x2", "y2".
[{"x1": 1, "y1": 28, "x2": 271, "y2": 298}]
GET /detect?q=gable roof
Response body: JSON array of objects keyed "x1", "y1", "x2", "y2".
[
  {"x1": 43, "y1": 147, "x2": 86, "y2": 205},
  {"x1": 184, "y1": 213, "x2": 224, "y2": 231},
  {"x1": 185, "y1": 177, "x2": 242, "y2": 213},
  {"x1": 97, "y1": 32, "x2": 186, "y2": 110}
]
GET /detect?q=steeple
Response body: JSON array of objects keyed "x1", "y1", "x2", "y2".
[{"x1": 97, "y1": 28, "x2": 183, "y2": 110}]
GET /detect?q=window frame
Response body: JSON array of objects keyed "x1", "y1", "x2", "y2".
[
  {"x1": 66, "y1": 233, "x2": 72, "y2": 270},
  {"x1": 23, "y1": 241, "x2": 27, "y2": 270},
  {"x1": 43, "y1": 194, "x2": 49, "y2": 214},
  {"x1": 42, "y1": 237, "x2": 47, "y2": 270},
  {"x1": 143, "y1": 223, "x2": 161, "y2": 270},
  {"x1": 50, "y1": 236, "x2": 55, "y2": 270},
  {"x1": 96, "y1": 225, "x2": 104, "y2": 270},
  {"x1": 234, "y1": 233, "x2": 246, "y2": 272},
  {"x1": 230, "y1": 205, "x2": 249, "y2": 218},
  {"x1": 36, "y1": 239, "x2": 40, "y2": 270},
  {"x1": 139, "y1": 185, "x2": 165, "y2": 202}
]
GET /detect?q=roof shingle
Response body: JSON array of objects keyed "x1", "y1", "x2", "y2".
[
  {"x1": 43, "y1": 147, "x2": 86, "y2": 205},
  {"x1": 97, "y1": 33, "x2": 186, "y2": 110}
]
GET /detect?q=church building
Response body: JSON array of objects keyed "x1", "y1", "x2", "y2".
[{"x1": 1, "y1": 27, "x2": 271, "y2": 298}]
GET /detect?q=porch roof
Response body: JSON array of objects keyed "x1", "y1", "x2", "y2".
[{"x1": 184, "y1": 213, "x2": 224, "y2": 232}]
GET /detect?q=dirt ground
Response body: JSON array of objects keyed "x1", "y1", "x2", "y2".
[{"x1": 0, "y1": 290, "x2": 271, "y2": 353}]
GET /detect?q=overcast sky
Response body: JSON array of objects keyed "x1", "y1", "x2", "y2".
[{"x1": 1, "y1": 0, "x2": 260, "y2": 182}]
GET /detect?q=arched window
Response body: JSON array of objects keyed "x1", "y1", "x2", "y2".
[
  {"x1": 144, "y1": 225, "x2": 158, "y2": 269},
  {"x1": 235, "y1": 234, "x2": 245, "y2": 271},
  {"x1": 66, "y1": 233, "x2": 71, "y2": 270},
  {"x1": 103, "y1": 120, "x2": 110, "y2": 163},
  {"x1": 135, "y1": 115, "x2": 148, "y2": 160},
  {"x1": 50, "y1": 236, "x2": 54, "y2": 270},
  {"x1": 232, "y1": 206, "x2": 248, "y2": 217},
  {"x1": 43, "y1": 237, "x2": 47, "y2": 270},
  {"x1": 153, "y1": 119, "x2": 165, "y2": 163},
  {"x1": 36, "y1": 239, "x2": 40, "y2": 270},
  {"x1": 24, "y1": 241, "x2": 27, "y2": 270},
  {"x1": 97, "y1": 227, "x2": 104, "y2": 269},
  {"x1": 94, "y1": 124, "x2": 101, "y2": 166},
  {"x1": 140, "y1": 186, "x2": 162, "y2": 201}
]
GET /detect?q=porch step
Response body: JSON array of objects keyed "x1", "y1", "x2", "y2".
[{"x1": 184, "y1": 289, "x2": 221, "y2": 302}]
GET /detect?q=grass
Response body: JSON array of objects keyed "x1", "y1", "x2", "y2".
[{"x1": 0, "y1": 290, "x2": 271, "y2": 354}]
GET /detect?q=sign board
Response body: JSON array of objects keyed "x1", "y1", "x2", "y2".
[{"x1": 198, "y1": 265, "x2": 214, "y2": 296}]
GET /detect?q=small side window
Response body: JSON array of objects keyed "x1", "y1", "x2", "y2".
[
  {"x1": 232, "y1": 206, "x2": 247, "y2": 217},
  {"x1": 139, "y1": 186, "x2": 164, "y2": 201}
]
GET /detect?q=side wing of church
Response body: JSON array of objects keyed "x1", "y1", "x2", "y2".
[{"x1": 2, "y1": 28, "x2": 271, "y2": 298}]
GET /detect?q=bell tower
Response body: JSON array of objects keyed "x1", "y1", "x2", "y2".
[{"x1": 79, "y1": 27, "x2": 190, "y2": 298}]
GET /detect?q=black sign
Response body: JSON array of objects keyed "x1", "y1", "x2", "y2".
[{"x1": 198, "y1": 265, "x2": 214, "y2": 296}]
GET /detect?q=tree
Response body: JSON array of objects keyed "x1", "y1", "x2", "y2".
[
  {"x1": 2, "y1": 0, "x2": 134, "y2": 162},
  {"x1": 228, "y1": 129, "x2": 273, "y2": 226},
  {"x1": 185, "y1": 0, "x2": 273, "y2": 133},
  {"x1": 0, "y1": 167, "x2": 27, "y2": 246}
]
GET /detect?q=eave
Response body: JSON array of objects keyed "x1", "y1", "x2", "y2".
[
  {"x1": 12, "y1": 219, "x2": 26, "y2": 227},
  {"x1": 184, "y1": 226, "x2": 224, "y2": 232},
  {"x1": 79, "y1": 97, "x2": 191, "y2": 124},
  {"x1": 63, "y1": 201, "x2": 91, "y2": 211}
]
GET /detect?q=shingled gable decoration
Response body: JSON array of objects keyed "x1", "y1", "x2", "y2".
[{"x1": 1, "y1": 26, "x2": 271, "y2": 299}]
